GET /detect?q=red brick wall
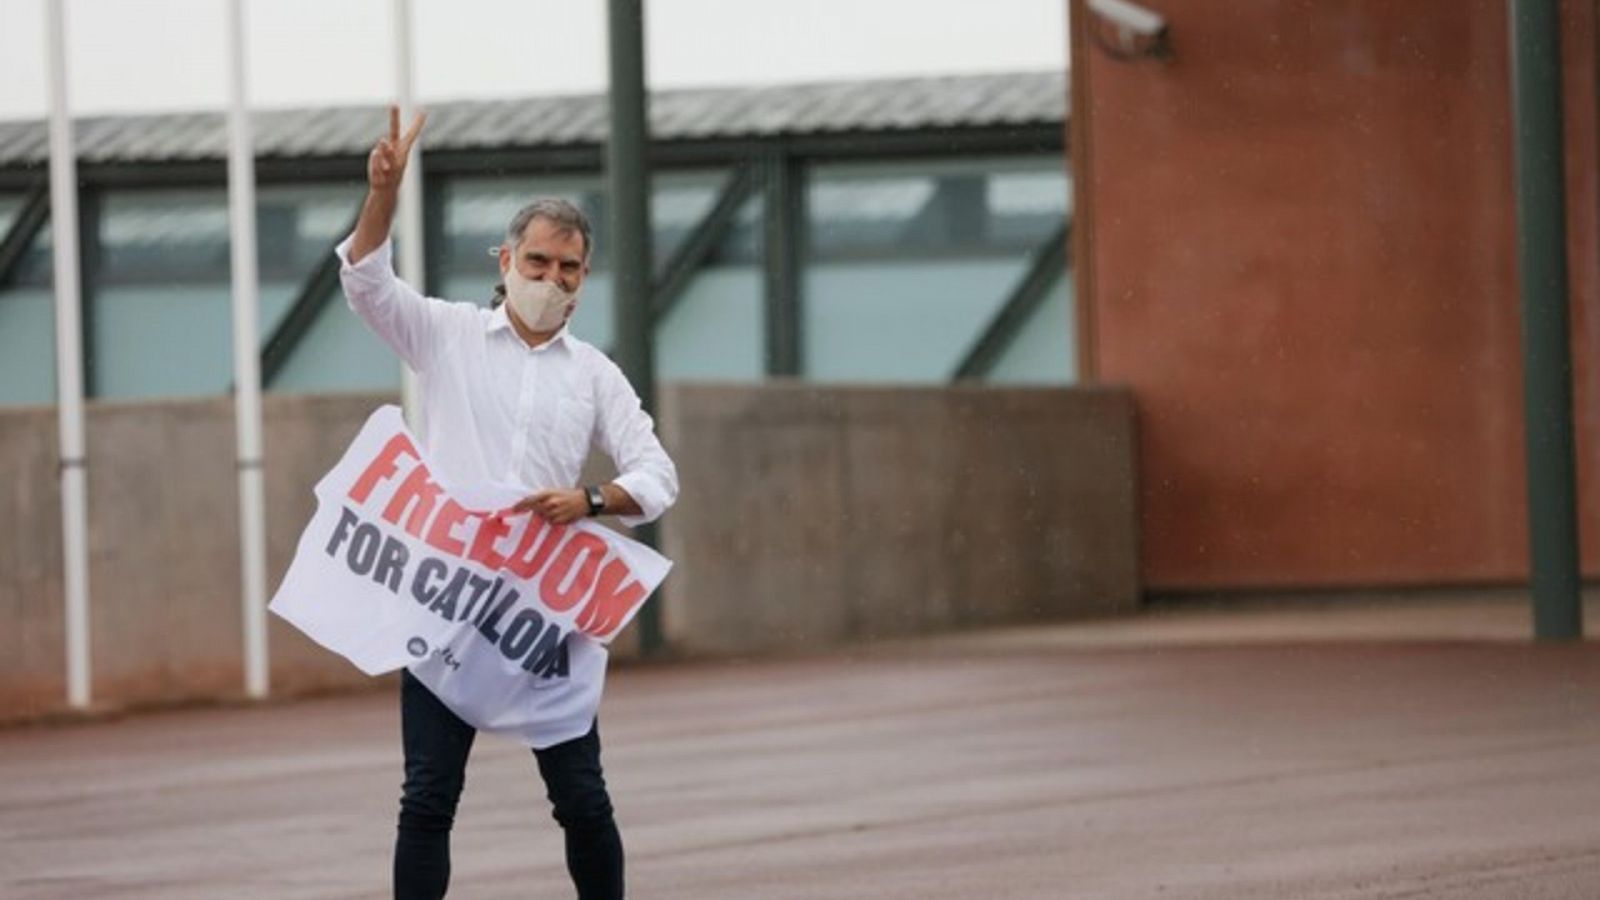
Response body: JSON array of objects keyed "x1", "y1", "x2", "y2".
[{"x1": 1072, "y1": 0, "x2": 1599, "y2": 589}]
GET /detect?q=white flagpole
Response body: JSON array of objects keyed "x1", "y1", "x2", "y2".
[
  {"x1": 394, "y1": 0, "x2": 425, "y2": 433},
  {"x1": 44, "y1": 0, "x2": 91, "y2": 711},
  {"x1": 227, "y1": 0, "x2": 270, "y2": 698}
]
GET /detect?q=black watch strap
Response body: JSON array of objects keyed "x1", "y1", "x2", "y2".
[{"x1": 584, "y1": 485, "x2": 606, "y2": 517}]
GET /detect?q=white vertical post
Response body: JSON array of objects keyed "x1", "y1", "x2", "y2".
[
  {"x1": 227, "y1": 0, "x2": 269, "y2": 698},
  {"x1": 45, "y1": 0, "x2": 91, "y2": 711},
  {"x1": 394, "y1": 0, "x2": 425, "y2": 432}
]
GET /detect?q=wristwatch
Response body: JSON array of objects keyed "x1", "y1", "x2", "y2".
[{"x1": 584, "y1": 485, "x2": 606, "y2": 517}]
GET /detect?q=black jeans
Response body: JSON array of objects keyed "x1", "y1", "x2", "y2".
[{"x1": 394, "y1": 670, "x2": 624, "y2": 899}]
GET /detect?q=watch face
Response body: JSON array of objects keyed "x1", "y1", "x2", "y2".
[{"x1": 587, "y1": 486, "x2": 605, "y2": 514}]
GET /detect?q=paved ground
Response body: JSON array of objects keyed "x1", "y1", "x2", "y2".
[{"x1": 3, "y1": 598, "x2": 1600, "y2": 899}]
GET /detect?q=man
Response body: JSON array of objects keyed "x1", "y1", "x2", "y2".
[{"x1": 339, "y1": 107, "x2": 677, "y2": 900}]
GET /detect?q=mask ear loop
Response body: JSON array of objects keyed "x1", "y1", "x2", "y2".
[{"x1": 490, "y1": 246, "x2": 509, "y2": 307}]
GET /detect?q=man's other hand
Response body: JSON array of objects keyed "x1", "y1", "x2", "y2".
[{"x1": 514, "y1": 489, "x2": 589, "y2": 525}]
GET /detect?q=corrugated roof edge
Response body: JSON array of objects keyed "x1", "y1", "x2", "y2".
[{"x1": 0, "y1": 70, "x2": 1066, "y2": 168}]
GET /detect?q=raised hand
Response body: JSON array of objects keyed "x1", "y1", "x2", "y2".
[{"x1": 368, "y1": 105, "x2": 427, "y2": 194}]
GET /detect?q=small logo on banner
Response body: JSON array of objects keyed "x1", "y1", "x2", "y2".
[{"x1": 406, "y1": 637, "x2": 429, "y2": 658}]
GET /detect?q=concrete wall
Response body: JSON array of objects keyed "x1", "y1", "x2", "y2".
[
  {"x1": 0, "y1": 385, "x2": 1137, "y2": 721},
  {"x1": 0, "y1": 394, "x2": 390, "y2": 723},
  {"x1": 657, "y1": 384, "x2": 1140, "y2": 653},
  {"x1": 0, "y1": 406, "x2": 65, "y2": 716},
  {"x1": 1072, "y1": 0, "x2": 1600, "y2": 590}
]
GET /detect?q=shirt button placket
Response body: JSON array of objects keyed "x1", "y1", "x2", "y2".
[{"x1": 508, "y1": 353, "x2": 537, "y2": 482}]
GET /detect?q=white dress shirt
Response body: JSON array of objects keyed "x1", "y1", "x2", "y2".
[
  {"x1": 335, "y1": 235, "x2": 678, "y2": 746},
  {"x1": 335, "y1": 235, "x2": 677, "y2": 527}
]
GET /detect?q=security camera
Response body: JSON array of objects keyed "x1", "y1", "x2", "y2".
[{"x1": 1086, "y1": 0, "x2": 1172, "y2": 61}]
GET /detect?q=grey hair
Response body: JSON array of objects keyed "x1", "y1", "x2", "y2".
[
  {"x1": 491, "y1": 197, "x2": 594, "y2": 307},
  {"x1": 504, "y1": 197, "x2": 594, "y2": 260}
]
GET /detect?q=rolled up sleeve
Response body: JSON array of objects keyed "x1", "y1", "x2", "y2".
[
  {"x1": 595, "y1": 362, "x2": 678, "y2": 527},
  {"x1": 335, "y1": 234, "x2": 437, "y2": 372}
]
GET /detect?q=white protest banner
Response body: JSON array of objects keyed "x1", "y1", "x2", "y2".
[{"x1": 269, "y1": 405, "x2": 671, "y2": 746}]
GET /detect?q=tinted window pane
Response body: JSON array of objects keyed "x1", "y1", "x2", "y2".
[
  {"x1": 94, "y1": 183, "x2": 365, "y2": 399},
  {"x1": 659, "y1": 194, "x2": 764, "y2": 381},
  {"x1": 804, "y1": 156, "x2": 1072, "y2": 383},
  {"x1": 987, "y1": 273, "x2": 1076, "y2": 384},
  {"x1": 0, "y1": 195, "x2": 56, "y2": 406}
]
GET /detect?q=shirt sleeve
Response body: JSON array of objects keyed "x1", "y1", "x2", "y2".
[
  {"x1": 593, "y1": 359, "x2": 679, "y2": 527},
  {"x1": 335, "y1": 234, "x2": 440, "y2": 373}
]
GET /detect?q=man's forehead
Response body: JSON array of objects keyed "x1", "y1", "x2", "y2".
[{"x1": 518, "y1": 219, "x2": 585, "y2": 253}]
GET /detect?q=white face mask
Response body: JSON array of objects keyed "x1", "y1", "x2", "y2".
[{"x1": 504, "y1": 266, "x2": 577, "y2": 332}]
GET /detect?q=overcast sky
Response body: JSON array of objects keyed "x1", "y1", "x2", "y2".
[{"x1": 0, "y1": 0, "x2": 1067, "y2": 121}]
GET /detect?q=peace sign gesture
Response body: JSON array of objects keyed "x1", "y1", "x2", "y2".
[{"x1": 368, "y1": 105, "x2": 427, "y2": 193}]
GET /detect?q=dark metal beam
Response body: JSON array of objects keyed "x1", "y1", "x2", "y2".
[
  {"x1": 762, "y1": 152, "x2": 804, "y2": 377},
  {"x1": 0, "y1": 122, "x2": 1065, "y2": 192},
  {"x1": 650, "y1": 163, "x2": 756, "y2": 327},
  {"x1": 414, "y1": 127, "x2": 1066, "y2": 174},
  {"x1": 1508, "y1": 0, "x2": 1582, "y2": 640},
  {"x1": 952, "y1": 222, "x2": 1070, "y2": 381},
  {"x1": 421, "y1": 171, "x2": 449, "y2": 298},
  {"x1": 605, "y1": 0, "x2": 655, "y2": 411},
  {"x1": 44, "y1": 157, "x2": 367, "y2": 190},
  {"x1": 419, "y1": 147, "x2": 605, "y2": 178},
  {"x1": 605, "y1": 0, "x2": 664, "y2": 656},
  {"x1": 259, "y1": 205, "x2": 362, "y2": 388},
  {"x1": 77, "y1": 189, "x2": 101, "y2": 398},
  {"x1": 0, "y1": 180, "x2": 50, "y2": 289}
]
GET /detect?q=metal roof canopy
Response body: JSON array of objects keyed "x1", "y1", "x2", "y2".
[{"x1": 0, "y1": 71, "x2": 1066, "y2": 188}]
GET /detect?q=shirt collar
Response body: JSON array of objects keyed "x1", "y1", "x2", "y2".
[{"x1": 490, "y1": 304, "x2": 573, "y2": 352}]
